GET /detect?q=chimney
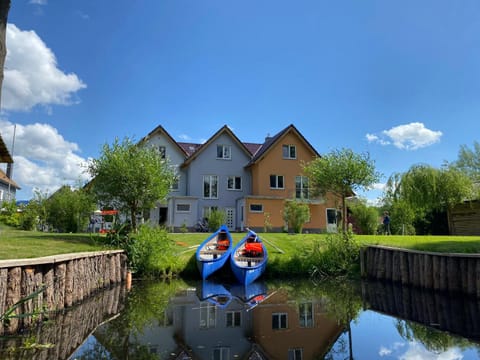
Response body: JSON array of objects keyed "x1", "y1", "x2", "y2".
[{"x1": 6, "y1": 162, "x2": 12, "y2": 178}]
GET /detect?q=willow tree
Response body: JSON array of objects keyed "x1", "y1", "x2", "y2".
[
  {"x1": 398, "y1": 164, "x2": 473, "y2": 218},
  {"x1": 87, "y1": 137, "x2": 175, "y2": 231},
  {"x1": 303, "y1": 148, "x2": 380, "y2": 233},
  {"x1": 455, "y1": 141, "x2": 480, "y2": 184}
]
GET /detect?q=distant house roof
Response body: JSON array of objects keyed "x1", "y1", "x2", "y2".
[
  {"x1": 247, "y1": 124, "x2": 320, "y2": 166},
  {"x1": 138, "y1": 124, "x2": 190, "y2": 157},
  {"x1": 0, "y1": 133, "x2": 13, "y2": 163},
  {"x1": 177, "y1": 142, "x2": 202, "y2": 157},
  {"x1": 0, "y1": 168, "x2": 20, "y2": 189}
]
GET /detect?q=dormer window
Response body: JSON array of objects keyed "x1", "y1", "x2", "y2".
[
  {"x1": 282, "y1": 145, "x2": 296, "y2": 159},
  {"x1": 217, "y1": 145, "x2": 231, "y2": 160}
]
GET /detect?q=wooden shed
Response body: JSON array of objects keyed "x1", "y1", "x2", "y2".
[{"x1": 448, "y1": 200, "x2": 480, "y2": 236}]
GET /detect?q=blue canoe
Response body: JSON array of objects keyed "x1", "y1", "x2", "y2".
[
  {"x1": 230, "y1": 281, "x2": 268, "y2": 308},
  {"x1": 230, "y1": 230, "x2": 268, "y2": 285},
  {"x1": 196, "y1": 224, "x2": 233, "y2": 280}
]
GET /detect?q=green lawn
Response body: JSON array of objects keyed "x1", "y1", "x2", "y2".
[{"x1": 2, "y1": 225, "x2": 480, "y2": 261}]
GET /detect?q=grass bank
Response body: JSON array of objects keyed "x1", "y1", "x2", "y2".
[{"x1": 2, "y1": 226, "x2": 480, "y2": 275}]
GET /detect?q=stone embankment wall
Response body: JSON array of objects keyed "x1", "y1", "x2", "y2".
[
  {"x1": 360, "y1": 245, "x2": 480, "y2": 296},
  {"x1": 0, "y1": 250, "x2": 127, "y2": 334}
]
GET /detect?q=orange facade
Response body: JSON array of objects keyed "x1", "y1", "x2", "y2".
[{"x1": 245, "y1": 129, "x2": 340, "y2": 233}]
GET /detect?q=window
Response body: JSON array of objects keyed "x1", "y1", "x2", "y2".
[
  {"x1": 213, "y1": 347, "x2": 230, "y2": 360},
  {"x1": 272, "y1": 313, "x2": 288, "y2": 329},
  {"x1": 203, "y1": 175, "x2": 218, "y2": 199},
  {"x1": 249, "y1": 204, "x2": 263, "y2": 213},
  {"x1": 171, "y1": 176, "x2": 179, "y2": 190},
  {"x1": 216, "y1": 145, "x2": 231, "y2": 160},
  {"x1": 227, "y1": 176, "x2": 242, "y2": 190},
  {"x1": 282, "y1": 145, "x2": 296, "y2": 159},
  {"x1": 176, "y1": 204, "x2": 190, "y2": 212},
  {"x1": 158, "y1": 146, "x2": 166, "y2": 159},
  {"x1": 299, "y1": 302, "x2": 314, "y2": 327},
  {"x1": 200, "y1": 302, "x2": 216, "y2": 329},
  {"x1": 295, "y1": 176, "x2": 309, "y2": 199},
  {"x1": 288, "y1": 348, "x2": 303, "y2": 360},
  {"x1": 226, "y1": 311, "x2": 241, "y2": 327},
  {"x1": 270, "y1": 175, "x2": 284, "y2": 189},
  {"x1": 0, "y1": 190, "x2": 3, "y2": 201},
  {"x1": 203, "y1": 206, "x2": 218, "y2": 219}
]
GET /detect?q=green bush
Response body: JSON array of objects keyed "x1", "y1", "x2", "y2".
[
  {"x1": 310, "y1": 231, "x2": 360, "y2": 279},
  {"x1": 283, "y1": 199, "x2": 310, "y2": 233},
  {"x1": 207, "y1": 209, "x2": 226, "y2": 231},
  {"x1": 101, "y1": 224, "x2": 178, "y2": 277}
]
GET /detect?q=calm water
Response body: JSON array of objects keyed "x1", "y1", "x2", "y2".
[{"x1": 2, "y1": 278, "x2": 480, "y2": 359}]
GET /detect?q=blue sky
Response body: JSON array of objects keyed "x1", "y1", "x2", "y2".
[{"x1": 1, "y1": 0, "x2": 479, "y2": 203}]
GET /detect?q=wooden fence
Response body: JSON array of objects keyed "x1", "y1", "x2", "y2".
[
  {"x1": 0, "y1": 250, "x2": 127, "y2": 334},
  {"x1": 360, "y1": 245, "x2": 480, "y2": 296}
]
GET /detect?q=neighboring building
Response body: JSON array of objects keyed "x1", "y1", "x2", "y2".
[
  {"x1": 0, "y1": 133, "x2": 20, "y2": 204},
  {"x1": 138, "y1": 124, "x2": 341, "y2": 233}
]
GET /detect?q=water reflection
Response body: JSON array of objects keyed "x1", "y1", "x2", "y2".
[{"x1": 3, "y1": 278, "x2": 480, "y2": 359}]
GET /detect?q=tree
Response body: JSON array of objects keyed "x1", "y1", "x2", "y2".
[
  {"x1": 87, "y1": 137, "x2": 175, "y2": 231},
  {"x1": 47, "y1": 186, "x2": 95, "y2": 233},
  {"x1": 303, "y1": 148, "x2": 381, "y2": 233},
  {"x1": 283, "y1": 198, "x2": 310, "y2": 233},
  {"x1": 0, "y1": 0, "x2": 10, "y2": 103},
  {"x1": 384, "y1": 164, "x2": 473, "y2": 234},
  {"x1": 454, "y1": 141, "x2": 480, "y2": 183}
]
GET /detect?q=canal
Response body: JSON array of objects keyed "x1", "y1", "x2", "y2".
[{"x1": 2, "y1": 277, "x2": 480, "y2": 359}]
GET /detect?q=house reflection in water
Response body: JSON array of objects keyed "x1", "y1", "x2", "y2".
[
  {"x1": 251, "y1": 288, "x2": 344, "y2": 359},
  {"x1": 149, "y1": 282, "x2": 345, "y2": 360}
]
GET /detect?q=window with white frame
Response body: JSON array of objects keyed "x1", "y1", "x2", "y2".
[
  {"x1": 216, "y1": 145, "x2": 231, "y2": 160},
  {"x1": 170, "y1": 165, "x2": 179, "y2": 190},
  {"x1": 282, "y1": 144, "x2": 296, "y2": 159},
  {"x1": 249, "y1": 204, "x2": 263, "y2": 213},
  {"x1": 288, "y1": 348, "x2": 303, "y2": 360},
  {"x1": 298, "y1": 302, "x2": 314, "y2": 328},
  {"x1": 270, "y1": 175, "x2": 284, "y2": 189},
  {"x1": 213, "y1": 347, "x2": 230, "y2": 360},
  {"x1": 272, "y1": 312, "x2": 288, "y2": 329},
  {"x1": 158, "y1": 146, "x2": 166, "y2": 159},
  {"x1": 203, "y1": 206, "x2": 218, "y2": 219},
  {"x1": 176, "y1": 204, "x2": 190, "y2": 213},
  {"x1": 226, "y1": 311, "x2": 241, "y2": 327},
  {"x1": 199, "y1": 302, "x2": 216, "y2": 329},
  {"x1": 227, "y1": 176, "x2": 242, "y2": 190},
  {"x1": 203, "y1": 175, "x2": 218, "y2": 198},
  {"x1": 295, "y1": 176, "x2": 309, "y2": 199}
]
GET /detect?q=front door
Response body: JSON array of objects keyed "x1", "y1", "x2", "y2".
[
  {"x1": 326, "y1": 208, "x2": 338, "y2": 233},
  {"x1": 158, "y1": 207, "x2": 168, "y2": 226},
  {"x1": 225, "y1": 207, "x2": 235, "y2": 230}
]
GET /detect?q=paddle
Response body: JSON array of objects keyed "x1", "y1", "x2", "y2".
[{"x1": 246, "y1": 228, "x2": 285, "y2": 254}]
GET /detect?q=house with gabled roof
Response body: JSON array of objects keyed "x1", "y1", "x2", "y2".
[
  {"x1": 243, "y1": 124, "x2": 340, "y2": 233},
  {"x1": 177, "y1": 125, "x2": 259, "y2": 230},
  {"x1": 138, "y1": 124, "x2": 340, "y2": 233}
]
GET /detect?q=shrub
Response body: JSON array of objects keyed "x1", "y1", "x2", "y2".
[
  {"x1": 283, "y1": 199, "x2": 310, "y2": 233},
  {"x1": 207, "y1": 209, "x2": 226, "y2": 231}
]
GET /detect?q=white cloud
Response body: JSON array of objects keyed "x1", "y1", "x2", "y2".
[
  {"x1": 399, "y1": 342, "x2": 463, "y2": 360},
  {"x1": 2, "y1": 24, "x2": 86, "y2": 112},
  {"x1": 379, "y1": 346, "x2": 392, "y2": 356},
  {"x1": 178, "y1": 134, "x2": 192, "y2": 141},
  {"x1": 29, "y1": 0, "x2": 47, "y2": 5},
  {"x1": 366, "y1": 122, "x2": 442, "y2": 150},
  {"x1": 0, "y1": 120, "x2": 90, "y2": 199}
]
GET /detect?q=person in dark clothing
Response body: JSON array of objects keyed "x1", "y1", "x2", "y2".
[{"x1": 383, "y1": 211, "x2": 391, "y2": 235}]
